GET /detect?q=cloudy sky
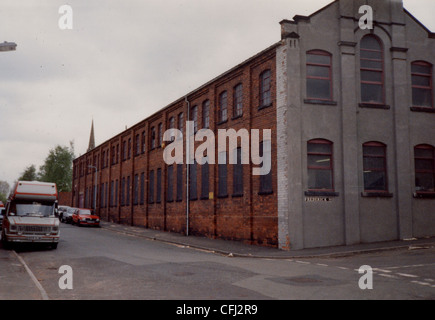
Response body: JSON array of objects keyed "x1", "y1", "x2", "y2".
[{"x1": 0, "y1": 0, "x2": 434, "y2": 188}]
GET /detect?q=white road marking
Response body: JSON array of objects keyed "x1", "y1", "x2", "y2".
[
  {"x1": 316, "y1": 263, "x2": 329, "y2": 267},
  {"x1": 386, "y1": 264, "x2": 426, "y2": 269},
  {"x1": 12, "y1": 250, "x2": 49, "y2": 300},
  {"x1": 378, "y1": 273, "x2": 399, "y2": 279},
  {"x1": 396, "y1": 273, "x2": 419, "y2": 278},
  {"x1": 295, "y1": 260, "x2": 310, "y2": 265},
  {"x1": 411, "y1": 280, "x2": 432, "y2": 287},
  {"x1": 373, "y1": 268, "x2": 392, "y2": 273}
]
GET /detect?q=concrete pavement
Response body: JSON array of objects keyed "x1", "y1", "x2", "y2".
[
  {"x1": 99, "y1": 221, "x2": 435, "y2": 259},
  {"x1": 0, "y1": 249, "x2": 43, "y2": 300}
]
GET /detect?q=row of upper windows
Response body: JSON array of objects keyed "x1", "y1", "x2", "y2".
[
  {"x1": 307, "y1": 139, "x2": 435, "y2": 195},
  {"x1": 306, "y1": 35, "x2": 434, "y2": 109},
  {"x1": 74, "y1": 69, "x2": 273, "y2": 176},
  {"x1": 160, "y1": 69, "x2": 272, "y2": 138}
]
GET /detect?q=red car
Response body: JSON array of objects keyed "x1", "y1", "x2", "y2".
[{"x1": 72, "y1": 209, "x2": 100, "y2": 227}]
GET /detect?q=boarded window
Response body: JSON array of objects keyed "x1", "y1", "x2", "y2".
[
  {"x1": 148, "y1": 170, "x2": 154, "y2": 203},
  {"x1": 218, "y1": 151, "x2": 227, "y2": 197},
  {"x1": 233, "y1": 148, "x2": 243, "y2": 196},
  {"x1": 189, "y1": 162, "x2": 197, "y2": 200},
  {"x1": 140, "y1": 173, "x2": 145, "y2": 205},
  {"x1": 176, "y1": 164, "x2": 183, "y2": 201},
  {"x1": 156, "y1": 168, "x2": 161, "y2": 203},
  {"x1": 133, "y1": 174, "x2": 139, "y2": 205},
  {"x1": 259, "y1": 140, "x2": 273, "y2": 194},
  {"x1": 167, "y1": 165, "x2": 174, "y2": 202},
  {"x1": 201, "y1": 156, "x2": 209, "y2": 199}
]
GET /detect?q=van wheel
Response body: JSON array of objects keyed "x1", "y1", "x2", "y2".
[{"x1": 51, "y1": 243, "x2": 58, "y2": 250}]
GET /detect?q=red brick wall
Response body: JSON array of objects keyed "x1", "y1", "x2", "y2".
[
  {"x1": 72, "y1": 45, "x2": 279, "y2": 247},
  {"x1": 58, "y1": 191, "x2": 72, "y2": 206}
]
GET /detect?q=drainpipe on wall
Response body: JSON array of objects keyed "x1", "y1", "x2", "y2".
[{"x1": 185, "y1": 96, "x2": 190, "y2": 237}]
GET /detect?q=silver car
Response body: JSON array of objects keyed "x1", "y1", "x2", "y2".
[{"x1": 60, "y1": 206, "x2": 77, "y2": 224}]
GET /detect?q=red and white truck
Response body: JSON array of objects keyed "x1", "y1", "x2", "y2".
[{"x1": 1, "y1": 181, "x2": 60, "y2": 249}]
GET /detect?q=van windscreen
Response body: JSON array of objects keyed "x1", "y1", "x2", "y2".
[{"x1": 10, "y1": 201, "x2": 55, "y2": 217}]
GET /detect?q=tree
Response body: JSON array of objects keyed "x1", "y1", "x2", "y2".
[
  {"x1": 18, "y1": 164, "x2": 38, "y2": 181},
  {"x1": 38, "y1": 141, "x2": 75, "y2": 192},
  {"x1": 0, "y1": 180, "x2": 10, "y2": 203}
]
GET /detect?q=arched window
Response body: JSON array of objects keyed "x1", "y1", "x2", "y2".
[
  {"x1": 158, "y1": 123, "x2": 163, "y2": 147},
  {"x1": 202, "y1": 100, "x2": 210, "y2": 129},
  {"x1": 218, "y1": 91, "x2": 228, "y2": 122},
  {"x1": 306, "y1": 50, "x2": 332, "y2": 101},
  {"x1": 191, "y1": 105, "x2": 198, "y2": 133},
  {"x1": 362, "y1": 142, "x2": 388, "y2": 192},
  {"x1": 178, "y1": 112, "x2": 184, "y2": 140},
  {"x1": 414, "y1": 144, "x2": 435, "y2": 193},
  {"x1": 411, "y1": 61, "x2": 433, "y2": 109},
  {"x1": 360, "y1": 35, "x2": 384, "y2": 104},
  {"x1": 307, "y1": 139, "x2": 334, "y2": 191},
  {"x1": 168, "y1": 117, "x2": 175, "y2": 142},
  {"x1": 260, "y1": 69, "x2": 271, "y2": 107},
  {"x1": 150, "y1": 127, "x2": 156, "y2": 150},
  {"x1": 233, "y1": 83, "x2": 243, "y2": 117}
]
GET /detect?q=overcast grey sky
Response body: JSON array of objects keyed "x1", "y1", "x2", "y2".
[{"x1": 0, "y1": 0, "x2": 434, "y2": 188}]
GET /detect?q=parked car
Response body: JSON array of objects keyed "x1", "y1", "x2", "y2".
[
  {"x1": 0, "y1": 207, "x2": 5, "y2": 230},
  {"x1": 60, "y1": 206, "x2": 77, "y2": 224},
  {"x1": 72, "y1": 208, "x2": 100, "y2": 227},
  {"x1": 58, "y1": 206, "x2": 70, "y2": 222}
]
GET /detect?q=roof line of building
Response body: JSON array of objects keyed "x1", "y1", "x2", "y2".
[
  {"x1": 279, "y1": 1, "x2": 434, "y2": 39},
  {"x1": 75, "y1": 41, "x2": 282, "y2": 161},
  {"x1": 403, "y1": 8, "x2": 435, "y2": 38}
]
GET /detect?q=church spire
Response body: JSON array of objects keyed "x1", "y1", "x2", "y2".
[{"x1": 87, "y1": 119, "x2": 95, "y2": 152}]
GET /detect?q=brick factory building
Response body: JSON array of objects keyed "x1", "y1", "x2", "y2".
[{"x1": 72, "y1": 0, "x2": 435, "y2": 250}]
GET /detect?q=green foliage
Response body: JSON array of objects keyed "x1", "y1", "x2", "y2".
[
  {"x1": 0, "y1": 180, "x2": 10, "y2": 203},
  {"x1": 18, "y1": 164, "x2": 38, "y2": 182},
  {"x1": 38, "y1": 142, "x2": 75, "y2": 192},
  {"x1": 15, "y1": 141, "x2": 75, "y2": 193}
]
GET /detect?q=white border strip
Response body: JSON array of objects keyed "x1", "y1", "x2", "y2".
[{"x1": 13, "y1": 250, "x2": 49, "y2": 300}]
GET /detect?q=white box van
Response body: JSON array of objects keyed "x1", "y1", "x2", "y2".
[{"x1": 1, "y1": 181, "x2": 60, "y2": 249}]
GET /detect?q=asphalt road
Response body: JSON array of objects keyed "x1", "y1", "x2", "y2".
[{"x1": 0, "y1": 223, "x2": 434, "y2": 300}]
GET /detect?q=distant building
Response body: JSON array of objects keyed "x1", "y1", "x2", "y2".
[{"x1": 73, "y1": 0, "x2": 435, "y2": 250}]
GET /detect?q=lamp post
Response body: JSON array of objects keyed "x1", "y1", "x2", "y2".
[{"x1": 88, "y1": 165, "x2": 98, "y2": 211}]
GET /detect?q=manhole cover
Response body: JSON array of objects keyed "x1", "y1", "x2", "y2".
[
  {"x1": 288, "y1": 277, "x2": 322, "y2": 284},
  {"x1": 173, "y1": 271, "x2": 194, "y2": 277},
  {"x1": 268, "y1": 275, "x2": 335, "y2": 286}
]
